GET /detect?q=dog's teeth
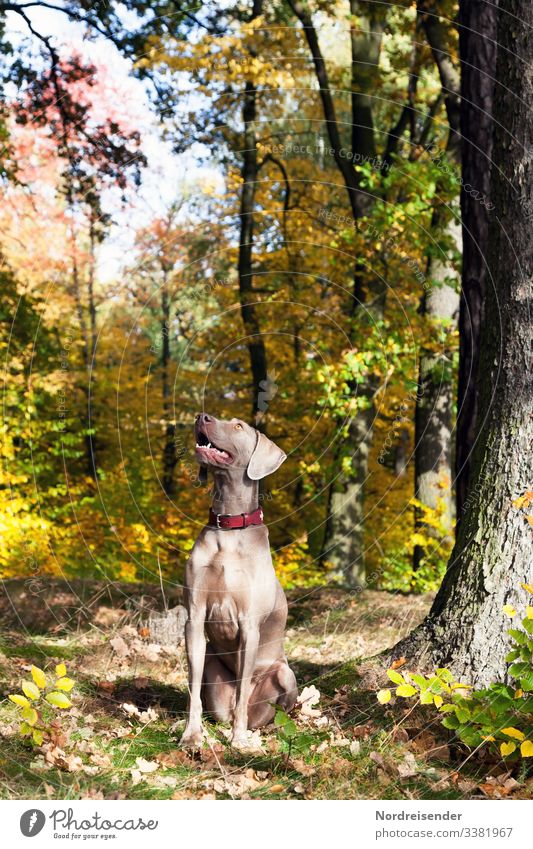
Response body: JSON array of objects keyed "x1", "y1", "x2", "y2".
[{"x1": 207, "y1": 442, "x2": 211, "y2": 448}]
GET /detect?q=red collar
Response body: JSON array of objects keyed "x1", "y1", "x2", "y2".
[{"x1": 208, "y1": 506, "x2": 264, "y2": 530}]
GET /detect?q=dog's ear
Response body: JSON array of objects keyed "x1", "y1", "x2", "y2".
[
  {"x1": 247, "y1": 432, "x2": 286, "y2": 480},
  {"x1": 198, "y1": 465, "x2": 208, "y2": 485}
]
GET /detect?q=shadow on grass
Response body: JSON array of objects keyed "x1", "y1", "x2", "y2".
[{"x1": 87, "y1": 677, "x2": 189, "y2": 721}]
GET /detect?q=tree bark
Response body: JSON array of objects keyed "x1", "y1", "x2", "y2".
[
  {"x1": 455, "y1": 0, "x2": 498, "y2": 522},
  {"x1": 238, "y1": 0, "x2": 269, "y2": 427},
  {"x1": 392, "y1": 0, "x2": 533, "y2": 686}
]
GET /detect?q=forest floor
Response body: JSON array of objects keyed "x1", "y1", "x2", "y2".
[{"x1": 0, "y1": 580, "x2": 531, "y2": 800}]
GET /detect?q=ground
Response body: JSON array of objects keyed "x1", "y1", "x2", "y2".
[{"x1": 0, "y1": 580, "x2": 531, "y2": 800}]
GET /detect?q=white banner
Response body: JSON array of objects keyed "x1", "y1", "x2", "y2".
[{"x1": 2, "y1": 799, "x2": 531, "y2": 848}]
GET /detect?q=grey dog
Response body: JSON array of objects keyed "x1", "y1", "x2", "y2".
[{"x1": 180, "y1": 413, "x2": 298, "y2": 749}]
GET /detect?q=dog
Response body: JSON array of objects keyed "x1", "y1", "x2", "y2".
[{"x1": 180, "y1": 412, "x2": 298, "y2": 749}]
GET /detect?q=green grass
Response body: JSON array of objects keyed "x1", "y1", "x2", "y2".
[{"x1": 0, "y1": 585, "x2": 530, "y2": 800}]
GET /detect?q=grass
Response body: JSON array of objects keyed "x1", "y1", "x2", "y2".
[{"x1": 0, "y1": 581, "x2": 531, "y2": 800}]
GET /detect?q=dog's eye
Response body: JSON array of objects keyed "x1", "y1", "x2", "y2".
[{"x1": 234, "y1": 423, "x2": 243, "y2": 430}]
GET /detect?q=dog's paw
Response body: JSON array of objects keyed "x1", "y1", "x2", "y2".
[{"x1": 180, "y1": 728, "x2": 203, "y2": 750}]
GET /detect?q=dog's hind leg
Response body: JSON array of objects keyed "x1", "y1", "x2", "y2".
[{"x1": 248, "y1": 660, "x2": 298, "y2": 729}]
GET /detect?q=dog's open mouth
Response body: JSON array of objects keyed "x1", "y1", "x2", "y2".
[{"x1": 195, "y1": 430, "x2": 233, "y2": 464}]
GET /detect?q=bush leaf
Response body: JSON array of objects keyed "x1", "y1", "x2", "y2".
[
  {"x1": 9, "y1": 694, "x2": 30, "y2": 708},
  {"x1": 500, "y1": 741, "x2": 516, "y2": 757},
  {"x1": 55, "y1": 677, "x2": 75, "y2": 692},
  {"x1": 55, "y1": 663, "x2": 67, "y2": 678},
  {"x1": 396, "y1": 684, "x2": 417, "y2": 698},
  {"x1": 387, "y1": 669, "x2": 405, "y2": 685},
  {"x1": 22, "y1": 681, "x2": 40, "y2": 701},
  {"x1": 377, "y1": 689, "x2": 391, "y2": 704},
  {"x1": 501, "y1": 727, "x2": 525, "y2": 741},
  {"x1": 31, "y1": 666, "x2": 47, "y2": 689},
  {"x1": 45, "y1": 691, "x2": 72, "y2": 709},
  {"x1": 520, "y1": 740, "x2": 533, "y2": 757},
  {"x1": 21, "y1": 705, "x2": 38, "y2": 726}
]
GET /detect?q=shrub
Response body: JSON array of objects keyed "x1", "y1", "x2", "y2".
[{"x1": 377, "y1": 585, "x2": 533, "y2": 761}]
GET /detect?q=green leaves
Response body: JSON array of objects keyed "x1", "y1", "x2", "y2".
[
  {"x1": 376, "y1": 591, "x2": 533, "y2": 763},
  {"x1": 387, "y1": 669, "x2": 405, "y2": 685}
]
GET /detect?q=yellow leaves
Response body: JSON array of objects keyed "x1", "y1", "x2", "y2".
[
  {"x1": 433, "y1": 695, "x2": 443, "y2": 709},
  {"x1": 501, "y1": 727, "x2": 525, "y2": 741},
  {"x1": 55, "y1": 677, "x2": 75, "y2": 692},
  {"x1": 22, "y1": 681, "x2": 40, "y2": 701},
  {"x1": 21, "y1": 705, "x2": 38, "y2": 726},
  {"x1": 512, "y1": 491, "x2": 533, "y2": 509},
  {"x1": 526, "y1": 607, "x2": 533, "y2": 620},
  {"x1": 500, "y1": 741, "x2": 516, "y2": 757},
  {"x1": 31, "y1": 665, "x2": 47, "y2": 689},
  {"x1": 377, "y1": 689, "x2": 391, "y2": 704},
  {"x1": 396, "y1": 684, "x2": 417, "y2": 698},
  {"x1": 520, "y1": 741, "x2": 533, "y2": 757},
  {"x1": 386, "y1": 669, "x2": 405, "y2": 685},
  {"x1": 55, "y1": 663, "x2": 67, "y2": 678},
  {"x1": 514, "y1": 689, "x2": 524, "y2": 699},
  {"x1": 8, "y1": 694, "x2": 29, "y2": 708},
  {"x1": 45, "y1": 691, "x2": 72, "y2": 709},
  {"x1": 521, "y1": 583, "x2": 533, "y2": 594},
  {"x1": 503, "y1": 604, "x2": 517, "y2": 617}
]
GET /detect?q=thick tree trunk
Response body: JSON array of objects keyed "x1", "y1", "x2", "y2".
[
  {"x1": 455, "y1": 0, "x2": 498, "y2": 521},
  {"x1": 238, "y1": 0, "x2": 268, "y2": 427},
  {"x1": 392, "y1": 0, "x2": 533, "y2": 686}
]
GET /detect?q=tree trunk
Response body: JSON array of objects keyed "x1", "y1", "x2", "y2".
[
  {"x1": 70, "y1": 226, "x2": 97, "y2": 480},
  {"x1": 321, "y1": 404, "x2": 374, "y2": 584},
  {"x1": 238, "y1": 0, "x2": 268, "y2": 427},
  {"x1": 455, "y1": 0, "x2": 498, "y2": 522},
  {"x1": 161, "y1": 271, "x2": 176, "y2": 498},
  {"x1": 413, "y1": 1, "x2": 461, "y2": 568},
  {"x1": 413, "y1": 219, "x2": 460, "y2": 568},
  {"x1": 392, "y1": 0, "x2": 533, "y2": 686},
  {"x1": 287, "y1": 0, "x2": 386, "y2": 586}
]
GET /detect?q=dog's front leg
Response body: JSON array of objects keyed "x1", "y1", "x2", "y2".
[
  {"x1": 231, "y1": 617, "x2": 260, "y2": 747},
  {"x1": 181, "y1": 604, "x2": 206, "y2": 749}
]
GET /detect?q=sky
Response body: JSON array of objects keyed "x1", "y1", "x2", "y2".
[{"x1": 5, "y1": 4, "x2": 223, "y2": 281}]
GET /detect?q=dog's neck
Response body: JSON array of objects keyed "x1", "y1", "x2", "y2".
[{"x1": 210, "y1": 469, "x2": 259, "y2": 516}]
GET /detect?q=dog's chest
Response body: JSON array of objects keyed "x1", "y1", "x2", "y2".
[{"x1": 205, "y1": 597, "x2": 240, "y2": 644}]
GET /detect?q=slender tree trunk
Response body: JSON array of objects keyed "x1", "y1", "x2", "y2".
[
  {"x1": 413, "y1": 219, "x2": 460, "y2": 568},
  {"x1": 161, "y1": 271, "x2": 176, "y2": 497},
  {"x1": 455, "y1": 0, "x2": 498, "y2": 522},
  {"x1": 287, "y1": 0, "x2": 386, "y2": 586},
  {"x1": 413, "y1": 1, "x2": 461, "y2": 568},
  {"x1": 86, "y1": 217, "x2": 98, "y2": 478},
  {"x1": 392, "y1": 0, "x2": 533, "y2": 685},
  {"x1": 238, "y1": 0, "x2": 268, "y2": 427},
  {"x1": 70, "y1": 226, "x2": 97, "y2": 480}
]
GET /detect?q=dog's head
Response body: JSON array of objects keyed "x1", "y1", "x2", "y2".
[{"x1": 194, "y1": 413, "x2": 286, "y2": 481}]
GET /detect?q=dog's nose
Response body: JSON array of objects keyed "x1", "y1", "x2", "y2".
[{"x1": 196, "y1": 413, "x2": 212, "y2": 425}]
